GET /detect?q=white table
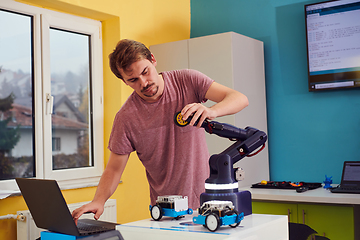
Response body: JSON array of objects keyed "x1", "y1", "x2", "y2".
[
  {"x1": 241, "y1": 185, "x2": 360, "y2": 205},
  {"x1": 116, "y1": 213, "x2": 288, "y2": 240}
]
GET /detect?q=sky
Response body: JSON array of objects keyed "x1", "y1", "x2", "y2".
[
  {"x1": 0, "y1": 9, "x2": 89, "y2": 75},
  {"x1": 0, "y1": 10, "x2": 32, "y2": 73}
]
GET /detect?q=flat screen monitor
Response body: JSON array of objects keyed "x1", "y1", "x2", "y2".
[{"x1": 304, "y1": 0, "x2": 360, "y2": 91}]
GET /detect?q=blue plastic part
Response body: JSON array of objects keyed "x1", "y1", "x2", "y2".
[
  {"x1": 41, "y1": 230, "x2": 123, "y2": 240},
  {"x1": 192, "y1": 212, "x2": 244, "y2": 227},
  {"x1": 192, "y1": 214, "x2": 206, "y2": 225},
  {"x1": 222, "y1": 212, "x2": 244, "y2": 225},
  {"x1": 41, "y1": 231, "x2": 76, "y2": 240},
  {"x1": 163, "y1": 208, "x2": 193, "y2": 217}
]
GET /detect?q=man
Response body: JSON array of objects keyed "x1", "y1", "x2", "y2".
[{"x1": 72, "y1": 39, "x2": 248, "y2": 223}]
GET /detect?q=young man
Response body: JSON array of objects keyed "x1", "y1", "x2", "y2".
[{"x1": 72, "y1": 39, "x2": 248, "y2": 223}]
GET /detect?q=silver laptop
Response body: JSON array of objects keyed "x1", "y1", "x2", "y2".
[
  {"x1": 16, "y1": 178, "x2": 120, "y2": 236},
  {"x1": 331, "y1": 161, "x2": 360, "y2": 194}
]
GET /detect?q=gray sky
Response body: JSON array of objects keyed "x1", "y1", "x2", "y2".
[
  {"x1": 0, "y1": 10, "x2": 89, "y2": 75},
  {"x1": 0, "y1": 10, "x2": 31, "y2": 73}
]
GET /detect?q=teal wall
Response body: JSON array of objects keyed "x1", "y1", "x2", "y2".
[{"x1": 191, "y1": 0, "x2": 360, "y2": 183}]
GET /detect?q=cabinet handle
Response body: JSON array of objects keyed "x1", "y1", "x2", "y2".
[
  {"x1": 287, "y1": 209, "x2": 291, "y2": 222},
  {"x1": 302, "y1": 209, "x2": 305, "y2": 224}
]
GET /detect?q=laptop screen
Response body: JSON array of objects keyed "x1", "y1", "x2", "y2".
[{"x1": 342, "y1": 161, "x2": 360, "y2": 186}]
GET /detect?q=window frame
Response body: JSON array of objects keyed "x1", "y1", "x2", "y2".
[{"x1": 0, "y1": 0, "x2": 104, "y2": 190}]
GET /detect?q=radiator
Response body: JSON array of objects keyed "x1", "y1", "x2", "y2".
[{"x1": 17, "y1": 199, "x2": 116, "y2": 240}]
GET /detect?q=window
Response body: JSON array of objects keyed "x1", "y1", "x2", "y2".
[
  {"x1": 0, "y1": 0, "x2": 103, "y2": 190},
  {"x1": 0, "y1": 8, "x2": 33, "y2": 182},
  {"x1": 52, "y1": 138, "x2": 61, "y2": 152}
]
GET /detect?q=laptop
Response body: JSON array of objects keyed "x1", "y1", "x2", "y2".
[
  {"x1": 331, "y1": 161, "x2": 360, "y2": 194},
  {"x1": 16, "y1": 178, "x2": 119, "y2": 237}
]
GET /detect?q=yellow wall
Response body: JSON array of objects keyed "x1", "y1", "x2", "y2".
[{"x1": 0, "y1": 0, "x2": 190, "y2": 239}]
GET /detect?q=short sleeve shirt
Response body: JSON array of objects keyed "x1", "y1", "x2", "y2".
[{"x1": 108, "y1": 69, "x2": 214, "y2": 209}]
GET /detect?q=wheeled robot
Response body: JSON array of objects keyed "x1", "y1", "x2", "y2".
[
  {"x1": 149, "y1": 195, "x2": 193, "y2": 221},
  {"x1": 193, "y1": 200, "x2": 244, "y2": 232}
]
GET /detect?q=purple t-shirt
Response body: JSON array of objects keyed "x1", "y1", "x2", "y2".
[{"x1": 108, "y1": 69, "x2": 214, "y2": 209}]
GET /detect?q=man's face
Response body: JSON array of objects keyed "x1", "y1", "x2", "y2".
[{"x1": 119, "y1": 55, "x2": 163, "y2": 102}]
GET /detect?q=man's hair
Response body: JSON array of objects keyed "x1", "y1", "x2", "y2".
[{"x1": 109, "y1": 39, "x2": 152, "y2": 80}]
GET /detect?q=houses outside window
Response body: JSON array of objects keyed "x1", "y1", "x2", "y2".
[{"x1": 0, "y1": 0, "x2": 104, "y2": 190}]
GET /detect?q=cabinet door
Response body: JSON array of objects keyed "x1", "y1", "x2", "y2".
[
  {"x1": 252, "y1": 201, "x2": 298, "y2": 223},
  {"x1": 188, "y1": 32, "x2": 270, "y2": 187},
  {"x1": 188, "y1": 33, "x2": 236, "y2": 156},
  {"x1": 298, "y1": 204, "x2": 354, "y2": 240},
  {"x1": 150, "y1": 40, "x2": 189, "y2": 72}
]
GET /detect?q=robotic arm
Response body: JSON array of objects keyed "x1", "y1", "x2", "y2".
[
  {"x1": 174, "y1": 112, "x2": 268, "y2": 215},
  {"x1": 174, "y1": 111, "x2": 267, "y2": 167}
]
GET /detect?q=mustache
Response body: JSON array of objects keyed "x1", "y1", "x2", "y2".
[{"x1": 141, "y1": 83, "x2": 155, "y2": 92}]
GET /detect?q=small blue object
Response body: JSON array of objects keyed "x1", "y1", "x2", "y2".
[
  {"x1": 41, "y1": 231, "x2": 76, "y2": 240},
  {"x1": 41, "y1": 230, "x2": 123, "y2": 240},
  {"x1": 323, "y1": 175, "x2": 333, "y2": 189}
]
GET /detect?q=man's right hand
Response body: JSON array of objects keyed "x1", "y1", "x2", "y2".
[
  {"x1": 71, "y1": 201, "x2": 104, "y2": 225},
  {"x1": 71, "y1": 152, "x2": 129, "y2": 225}
]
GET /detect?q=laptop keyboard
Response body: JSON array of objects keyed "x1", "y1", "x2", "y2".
[
  {"x1": 331, "y1": 186, "x2": 360, "y2": 193},
  {"x1": 340, "y1": 187, "x2": 360, "y2": 190},
  {"x1": 77, "y1": 221, "x2": 108, "y2": 233}
]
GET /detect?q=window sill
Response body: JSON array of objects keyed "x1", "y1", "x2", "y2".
[{"x1": 2, "y1": 178, "x2": 123, "y2": 200}]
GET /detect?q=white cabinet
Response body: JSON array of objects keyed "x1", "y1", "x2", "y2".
[{"x1": 150, "y1": 32, "x2": 268, "y2": 187}]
